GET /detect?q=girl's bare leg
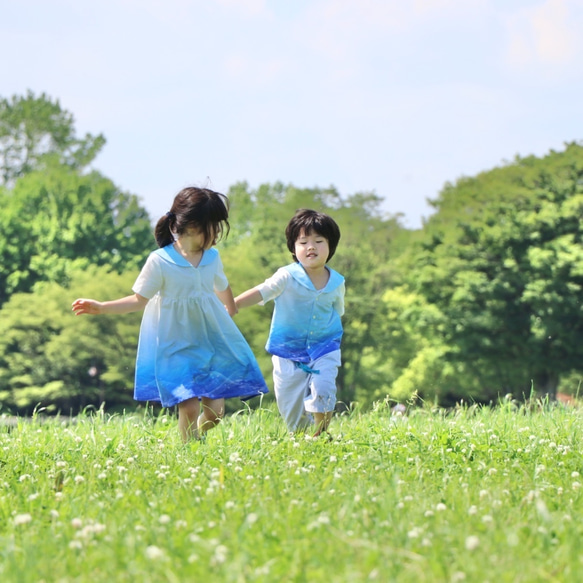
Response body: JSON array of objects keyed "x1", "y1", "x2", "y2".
[
  {"x1": 178, "y1": 398, "x2": 201, "y2": 443},
  {"x1": 198, "y1": 398, "x2": 225, "y2": 436}
]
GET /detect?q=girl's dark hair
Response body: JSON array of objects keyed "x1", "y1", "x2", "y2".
[
  {"x1": 154, "y1": 187, "x2": 230, "y2": 248},
  {"x1": 285, "y1": 209, "x2": 341, "y2": 263}
]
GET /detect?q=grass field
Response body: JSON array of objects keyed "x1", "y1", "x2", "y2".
[{"x1": 1, "y1": 399, "x2": 582, "y2": 582}]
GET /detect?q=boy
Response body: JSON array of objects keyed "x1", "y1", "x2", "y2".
[{"x1": 235, "y1": 209, "x2": 344, "y2": 437}]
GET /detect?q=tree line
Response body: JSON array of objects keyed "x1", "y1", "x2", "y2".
[{"x1": 1, "y1": 91, "x2": 582, "y2": 415}]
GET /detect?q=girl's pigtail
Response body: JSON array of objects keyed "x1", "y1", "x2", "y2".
[{"x1": 155, "y1": 212, "x2": 175, "y2": 248}]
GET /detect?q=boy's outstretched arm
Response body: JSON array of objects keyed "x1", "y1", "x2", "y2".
[
  {"x1": 72, "y1": 294, "x2": 149, "y2": 316},
  {"x1": 234, "y1": 288, "x2": 263, "y2": 310}
]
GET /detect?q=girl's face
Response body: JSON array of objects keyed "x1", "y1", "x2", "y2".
[
  {"x1": 178, "y1": 226, "x2": 215, "y2": 251},
  {"x1": 294, "y1": 229, "x2": 330, "y2": 270}
]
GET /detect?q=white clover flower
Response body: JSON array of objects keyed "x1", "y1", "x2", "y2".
[
  {"x1": 71, "y1": 518, "x2": 83, "y2": 529},
  {"x1": 571, "y1": 471, "x2": 580, "y2": 478},
  {"x1": 69, "y1": 540, "x2": 83, "y2": 550},
  {"x1": 436, "y1": 503, "x2": 447, "y2": 512},
  {"x1": 225, "y1": 501, "x2": 235, "y2": 510},
  {"x1": 212, "y1": 545, "x2": 228, "y2": 564},
  {"x1": 159, "y1": 514, "x2": 171, "y2": 525},
  {"x1": 424, "y1": 510, "x2": 434, "y2": 517},
  {"x1": 481, "y1": 515, "x2": 493, "y2": 524},
  {"x1": 465, "y1": 535, "x2": 480, "y2": 550},
  {"x1": 573, "y1": 482, "x2": 581, "y2": 491},
  {"x1": 56, "y1": 461, "x2": 67, "y2": 468},
  {"x1": 246, "y1": 513, "x2": 259, "y2": 525},
  {"x1": 468, "y1": 505, "x2": 478, "y2": 515},
  {"x1": 19, "y1": 474, "x2": 31, "y2": 482},
  {"x1": 13, "y1": 513, "x2": 32, "y2": 526},
  {"x1": 145, "y1": 545, "x2": 165, "y2": 560},
  {"x1": 28, "y1": 493, "x2": 39, "y2": 501},
  {"x1": 318, "y1": 514, "x2": 330, "y2": 525},
  {"x1": 407, "y1": 527, "x2": 422, "y2": 539},
  {"x1": 74, "y1": 475, "x2": 85, "y2": 484}
]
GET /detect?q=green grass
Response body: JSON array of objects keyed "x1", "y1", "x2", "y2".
[{"x1": 1, "y1": 400, "x2": 583, "y2": 582}]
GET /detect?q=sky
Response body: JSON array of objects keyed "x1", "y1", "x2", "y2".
[{"x1": 2, "y1": 0, "x2": 583, "y2": 229}]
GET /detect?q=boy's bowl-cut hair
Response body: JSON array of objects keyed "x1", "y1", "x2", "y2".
[{"x1": 285, "y1": 209, "x2": 341, "y2": 263}]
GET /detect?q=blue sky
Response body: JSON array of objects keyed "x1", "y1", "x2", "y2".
[{"x1": 2, "y1": 0, "x2": 582, "y2": 228}]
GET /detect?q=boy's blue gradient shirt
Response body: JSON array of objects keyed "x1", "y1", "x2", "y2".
[{"x1": 257, "y1": 262, "x2": 345, "y2": 363}]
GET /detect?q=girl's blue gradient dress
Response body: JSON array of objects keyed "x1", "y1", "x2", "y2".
[{"x1": 132, "y1": 245, "x2": 268, "y2": 407}]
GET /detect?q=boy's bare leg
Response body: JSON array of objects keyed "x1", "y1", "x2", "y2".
[{"x1": 313, "y1": 411, "x2": 333, "y2": 437}]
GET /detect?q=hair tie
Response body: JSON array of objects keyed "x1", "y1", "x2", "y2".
[{"x1": 166, "y1": 211, "x2": 175, "y2": 219}]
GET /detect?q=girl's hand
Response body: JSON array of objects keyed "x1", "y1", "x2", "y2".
[{"x1": 72, "y1": 298, "x2": 103, "y2": 315}]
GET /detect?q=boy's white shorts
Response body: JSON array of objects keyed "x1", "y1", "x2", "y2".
[{"x1": 272, "y1": 350, "x2": 341, "y2": 431}]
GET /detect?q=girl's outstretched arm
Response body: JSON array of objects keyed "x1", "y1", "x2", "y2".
[
  {"x1": 215, "y1": 285, "x2": 238, "y2": 317},
  {"x1": 234, "y1": 288, "x2": 263, "y2": 310},
  {"x1": 72, "y1": 294, "x2": 149, "y2": 316}
]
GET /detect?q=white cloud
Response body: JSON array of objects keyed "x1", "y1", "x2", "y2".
[{"x1": 504, "y1": 0, "x2": 579, "y2": 69}]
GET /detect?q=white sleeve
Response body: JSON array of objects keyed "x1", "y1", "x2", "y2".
[
  {"x1": 132, "y1": 254, "x2": 163, "y2": 299},
  {"x1": 333, "y1": 281, "x2": 345, "y2": 317},
  {"x1": 255, "y1": 268, "x2": 290, "y2": 304},
  {"x1": 213, "y1": 253, "x2": 229, "y2": 292}
]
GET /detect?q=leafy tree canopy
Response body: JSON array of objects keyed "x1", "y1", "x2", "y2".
[
  {"x1": 0, "y1": 90, "x2": 105, "y2": 186},
  {"x1": 401, "y1": 144, "x2": 583, "y2": 401},
  {"x1": 0, "y1": 163, "x2": 153, "y2": 307}
]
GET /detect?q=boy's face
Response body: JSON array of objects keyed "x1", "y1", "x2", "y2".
[{"x1": 294, "y1": 229, "x2": 330, "y2": 270}]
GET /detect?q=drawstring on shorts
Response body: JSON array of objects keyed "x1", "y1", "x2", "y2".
[{"x1": 294, "y1": 361, "x2": 320, "y2": 375}]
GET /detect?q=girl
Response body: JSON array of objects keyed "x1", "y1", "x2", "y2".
[
  {"x1": 235, "y1": 209, "x2": 344, "y2": 438},
  {"x1": 72, "y1": 187, "x2": 268, "y2": 442}
]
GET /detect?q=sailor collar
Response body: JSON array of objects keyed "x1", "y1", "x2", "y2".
[
  {"x1": 284, "y1": 262, "x2": 344, "y2": 292},
  {"x1": 154, "y1": 244, "x2": 218, "y2": 267}
]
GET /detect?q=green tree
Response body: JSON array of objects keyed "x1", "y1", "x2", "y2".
[
  {"x1": 0, "y1": 91, "x2": 105, "y2": 185},
  {"x1": 0, "y1": 267, "x2": 141, "y2": 414},
  {"x1": 0, "y1": 163, "x2": 153, "y2": 306},
  {"x1": 405, "y1": 148, "x2": 583, "y2": 401}
]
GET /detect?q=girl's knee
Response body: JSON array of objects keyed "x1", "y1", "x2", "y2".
[
  {"x1": 201, "y1": 399, "x2": 224, "y2": 422},
  {"x1": 179, "y1": 398, "x2": 200, "y2": 417}
]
